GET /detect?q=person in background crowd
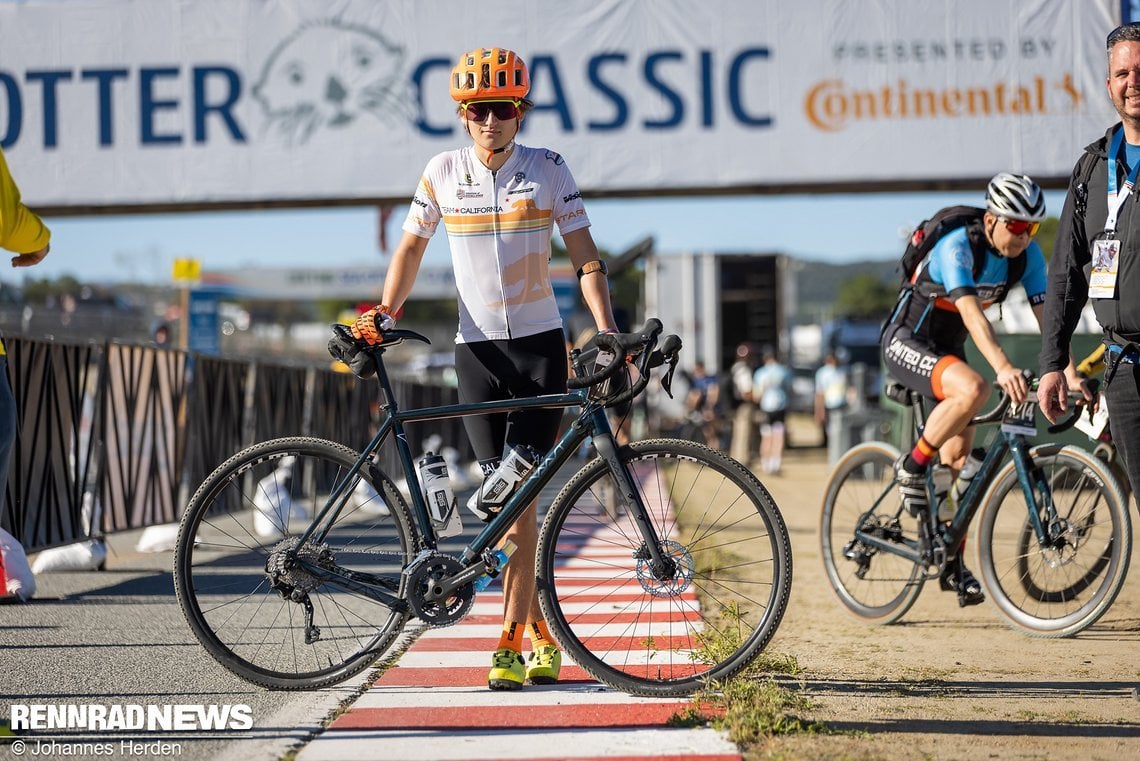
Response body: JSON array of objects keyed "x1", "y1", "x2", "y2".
[
  {"x1": 152, "y1": 323, "x2": 172, "y2": 348},
  {"x1": 348, "y1": 47, "x2": 617, "y2": 691},
  {"x1": 753, "y1": 346, "x2": 791, "y2": 475},
  {"x1": 729, "y1": 342, "x2": 759, "y2": 463},
  {"x1": 684, "y1": 360, "x2": 722, "y2": 448},
  {"x1": 1039, "y1": 23, "x2": 1140, "y2": 504},
  {"x1": 814, "y1": 351, "x2": 849, "y2": 448},
  {"x1": 0, "y1": 146, "x2": 51, "y2": 602}
]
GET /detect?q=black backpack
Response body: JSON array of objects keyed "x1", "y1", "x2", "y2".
[{"x1": 898, "y1": 205, "x2": 1026, "y2": 288}]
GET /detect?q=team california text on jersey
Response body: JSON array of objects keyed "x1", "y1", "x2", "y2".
[{"x1": 402, "y1": 144, "x2": 590, "y2": 343}]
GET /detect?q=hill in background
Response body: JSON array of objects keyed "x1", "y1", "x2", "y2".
[{"x1": 794, "y1": 257, "x2": 896, "y2": 323}]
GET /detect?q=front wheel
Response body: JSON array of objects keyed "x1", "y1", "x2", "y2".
[
  {"x1": 536, "y1": 439, "x2": 792, "y2": 697},
  {"x1": 174, "y1": 437, "x2": 417, "y2": 689},
  {"x1": 819, "y1": 441, "x2": 926, "y2": 624},
  {"x1": 975, "y1": 444, "x2": 1132, "y2": 638}
]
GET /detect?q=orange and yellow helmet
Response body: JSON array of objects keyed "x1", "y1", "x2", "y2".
[{"x1": 450, "y1": 47, "x2": 529, "y2": 102}]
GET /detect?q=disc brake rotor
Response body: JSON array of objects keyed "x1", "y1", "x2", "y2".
[{"x1": 634, "y1": 539, "x2": 694, "y2": 597}]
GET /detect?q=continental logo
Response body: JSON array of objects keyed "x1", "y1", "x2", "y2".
[{"x1": 805, "y1": 73, "x2": 1081, "y2": 132}]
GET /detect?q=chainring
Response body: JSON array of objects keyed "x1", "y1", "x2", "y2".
[{"x1": 404, "y1": 552, "x2": 475, "y2": 626}]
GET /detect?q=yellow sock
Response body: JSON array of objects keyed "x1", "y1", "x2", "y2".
[
  {"x1": 528, "y1": 620, "x2": 553, "y2": 648},
  {"x1": 497, "y1": 621, "x2": 523, "y2": 652}
]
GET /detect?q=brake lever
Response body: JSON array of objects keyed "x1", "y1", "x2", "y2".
[{"x1": 660, "y1": 355, "x2": 679, "y2": 399}]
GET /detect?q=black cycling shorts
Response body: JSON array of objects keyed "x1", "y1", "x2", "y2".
[
  {"x1": 881, "y1": 324, "x2": 964, "y2": 401},
  {"x1": 454, "y1": 328, "x2": 568, "y2": 462},
  {"x1": 760, "y1": 409, "x2": 786, "y2": 426}
]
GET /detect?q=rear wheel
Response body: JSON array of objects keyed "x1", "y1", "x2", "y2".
[
  {"x1": 536, "y1": 439, "x2": 792, "y2": 697},
  {"x1": 975, "y1": 445, "x2": 1131, "y2": 637},
  {"x1": 820, "y1": 441, "x2": 926, "y2": 624},
  {"x1": 174, "y1": 437, "x2": 416, "y2": 689}
]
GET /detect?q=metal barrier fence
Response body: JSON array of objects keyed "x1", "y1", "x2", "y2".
[{"x1": 0, "y1": 336, "x2": 468, "y2": 553}]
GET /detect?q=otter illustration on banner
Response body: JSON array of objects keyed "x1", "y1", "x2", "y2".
[{"x1": 252, "y1": 19, "x2": 412, "y2": 145}]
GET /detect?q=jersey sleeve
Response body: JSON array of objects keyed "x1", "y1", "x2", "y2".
[
  {"x1": 1019, "y1": 242, "x2": 1048, "y2": 306},
  {"x1": 0, "y1": 149, "x2": 50, "y2": 254},
  {"x1": 401, "y1": 155, "x2": 444, "y2": 239},
  {"x1": 928, "y1": 229, "x2": 977, "y2": 300},
  {"x1": 546, "y1": 152, "x2": 591, "y2": 236}
]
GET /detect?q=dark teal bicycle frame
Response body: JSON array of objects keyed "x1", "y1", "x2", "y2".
[
  {"x1": 292, "y1": 348, "x2": 665, "y2": 610},
  {"x1": 855, "y1": 428, "x2": 1054, "y2": 571}
]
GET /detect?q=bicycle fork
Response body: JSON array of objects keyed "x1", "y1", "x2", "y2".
[
  {"x1": 1011, "y1": 442, "x2": 1064, "y2": 552},
  {"x1": 589, "y1": 414, "x2": 674, "y2": 580}
]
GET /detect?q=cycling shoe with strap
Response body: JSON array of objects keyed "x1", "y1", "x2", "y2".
[
  {"x1": 893, "y1": 455, "x2": 928, "y2": 517},
  {"x1": 939, "y1": 556, "x2": 985, "y2": 607},
  {"x1": 488, "y1": 647, "x2": 525, "y2": 690},
  {"x1": 525, "y1": 644, "x2": 562, "y2": 685}
]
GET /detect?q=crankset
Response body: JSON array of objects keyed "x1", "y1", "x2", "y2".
[{"x1": 403, "y1": 551, "x2": 475, "y2": 626}]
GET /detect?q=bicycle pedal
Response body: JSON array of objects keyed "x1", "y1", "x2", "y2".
[{"x1": 957, "y1": 591, "x2": 985, "y2": 607}]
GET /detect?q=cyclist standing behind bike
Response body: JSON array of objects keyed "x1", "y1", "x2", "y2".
[
  {"x1": 881, "y1": 173, "x2": 1079, "y2": 605},
  {"x1": 350, "y1": 47, "x2": 617, "y2": 692}
]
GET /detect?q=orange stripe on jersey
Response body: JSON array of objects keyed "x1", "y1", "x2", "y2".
[
  {"x1": 418, "y1": 177, "x2": 437, "y2": 205},
  {"x1": 443, "y1": 203, "x2": 553, "y2": 238},
  {"x1": 930, "y1": 355, "x2": 961, "y2": 400}
]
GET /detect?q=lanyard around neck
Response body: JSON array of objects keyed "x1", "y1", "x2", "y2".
[{"x1": 1105, "y1": 125, "x2": 1140, "y2": 233}]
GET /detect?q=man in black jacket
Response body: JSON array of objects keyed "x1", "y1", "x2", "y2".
[{"x1": 1039, "y1": 22, "x2": 1140, "y2": 502}]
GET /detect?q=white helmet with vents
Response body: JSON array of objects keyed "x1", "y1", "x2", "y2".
[{"x1": 985, "y1": 172, "x2": 1046, "y2": 222}]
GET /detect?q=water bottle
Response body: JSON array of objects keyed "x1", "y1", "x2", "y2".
[
  {"x1": 417, "y1": 451, "x2": 462, "y2": 538},
  {"x1": 473, "y1": 540, "x2": 517, "y2": 592},
  {"x1": 466, "y1": 444, "x2": 541, "y2": 522},
  {"x1": 947, "y1": 448, "x2": 986, "y2": 519},
  {"x1": 931, "y1": 464, "x2": 953, "y2": 521}
]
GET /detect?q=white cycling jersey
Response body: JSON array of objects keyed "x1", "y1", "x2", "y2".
[{"x1": 402, "y1": 144, "x2": 591, "y2": 343}]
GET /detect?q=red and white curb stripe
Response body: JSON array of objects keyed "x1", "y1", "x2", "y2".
[
  {"x1": 296, "y1": 595, "x2": 739, "y2": 761},
  {"x1": 297, "y1": 464, "x2": 740, "y2": 761}
]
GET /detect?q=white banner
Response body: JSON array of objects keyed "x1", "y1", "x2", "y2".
[{"x1": 0, "y1": 0, "x2": 1120, "y2": 210}]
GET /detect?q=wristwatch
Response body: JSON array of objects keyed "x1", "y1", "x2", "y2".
[{"x1": 576, "y1": 260, "x2": 608, "y2": 278}]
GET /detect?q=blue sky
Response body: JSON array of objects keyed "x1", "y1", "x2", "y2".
[{"x1": 22, "y1": 188, "x2": 1069, "y2": 286}]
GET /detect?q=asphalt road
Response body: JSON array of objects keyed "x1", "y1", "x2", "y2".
[
  {"x1": 2, "y1": 465, "x2": 574, "y2": 761},
  {"x1": 1, "y1": 523, "x2": 380, "y2": 761}
]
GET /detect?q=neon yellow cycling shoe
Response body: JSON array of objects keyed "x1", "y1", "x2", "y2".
[
  {"x1": 488, "y1": 647, "x2": 525, "y2": 690},
  {"x1": 525, "y1": 644, "x2": 562, "y2": 685}
]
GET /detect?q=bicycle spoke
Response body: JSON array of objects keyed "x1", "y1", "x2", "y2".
[
  {"x1": 175, "y1": 438, "x2": 415, "y2": 688},
  {"x1": 978, "y1": 447, "x2": 1131, "y2": 637},
  {"x1": 821, "y1": 443, "x2": 925, "y2": 624},
  {"x1": 539, "y1": 439, "x2": 791, "y2": 696}
]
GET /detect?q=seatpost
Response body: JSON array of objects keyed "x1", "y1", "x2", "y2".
[{"x1": 370, "y1": 347, "x2": 400, "y2": 414}]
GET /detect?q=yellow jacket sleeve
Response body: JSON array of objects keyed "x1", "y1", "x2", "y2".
[{"x1": 0, "y1": 147, "x2": 51, "y2": 254}]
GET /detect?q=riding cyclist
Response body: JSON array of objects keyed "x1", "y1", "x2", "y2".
[
  {"x1": 350, "y1": 47, "x2": 618, "y2": 690},
  {"x1": 881, "y1": 173, "x2": 1081, "y2": 605}
]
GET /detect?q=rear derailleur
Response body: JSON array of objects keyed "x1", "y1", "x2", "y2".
[{"x1": 265, "y1": 538, "x2": 334, "y2": 644}]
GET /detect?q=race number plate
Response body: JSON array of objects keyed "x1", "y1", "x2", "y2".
[{"x1": 1001, "y1": 400, "x2": 1038, "y2": 436}]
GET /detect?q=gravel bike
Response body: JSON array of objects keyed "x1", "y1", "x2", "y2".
[
  {"x1": 820, "y1": 377, "x2": 1131, "y2": 637},
  {"x1": 174, "y1": 319, "x2": 792, "y2": 696}
]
